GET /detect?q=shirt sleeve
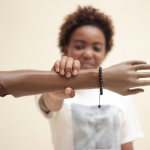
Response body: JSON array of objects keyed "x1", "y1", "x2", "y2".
[
  {"x1": 0, "y1": 84, "x2": 10, "y2": 97},
  {"x1": 120, "y1": 96, "x2": 144, "y2": 144},
  {"x1": 34, "y1": 94, "x2": 58, "y2": 119}
]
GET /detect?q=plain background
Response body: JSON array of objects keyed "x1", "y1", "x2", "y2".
[{"x1": 0, "y1": 0, "x2": 150, "y2": 150}]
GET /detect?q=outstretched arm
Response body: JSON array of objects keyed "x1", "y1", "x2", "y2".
[
  {"x1": 0, "y1": 69, "x2": 99, "y2": 98},
  {"x1": 0, "y1": 60, "x2": 150, "y2": 98}
]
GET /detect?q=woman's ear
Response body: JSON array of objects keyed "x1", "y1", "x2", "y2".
[{"x1": 63, "y1": 46, "x2": 68, "y2": 56}]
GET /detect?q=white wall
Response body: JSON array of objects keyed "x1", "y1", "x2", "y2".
[{"x1": 0, "y1": 0, "x2": 150, "y2": 149}]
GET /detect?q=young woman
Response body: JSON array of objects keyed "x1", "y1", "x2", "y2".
[
  {"x1": 33, "y1": 6, "x2": 146, "y2": 150},
  {"x1": 34, "y1": 6, "x2": 147, "y2": 150},
  {"x1": 1, "y1": 5, "x2": 148, "y2": 150}
]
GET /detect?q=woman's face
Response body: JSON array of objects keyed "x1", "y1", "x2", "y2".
[{"x1": 64, "y1": 25, "x2": 106, "y2": 69}]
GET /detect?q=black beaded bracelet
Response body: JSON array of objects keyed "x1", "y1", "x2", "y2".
[{"x1": 98, "y1": 66, "x2": 103, "y2": 108}]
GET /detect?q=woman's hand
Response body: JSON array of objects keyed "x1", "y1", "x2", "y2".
[
  {"x1": 48, "y1": 56, "x2": 81, "y2": 100},
  {"x1": 103, "y1": 60, "x2": 150, "y2": 95}
]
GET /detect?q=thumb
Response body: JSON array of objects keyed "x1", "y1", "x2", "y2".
[
  {"x1": 127, "y1": 88, "x2": 144, "y2": 95},
  {"x1": 65, "y1": 87, "x2": 75, "y2": 98}
]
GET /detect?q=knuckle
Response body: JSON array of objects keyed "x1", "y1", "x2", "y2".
[
  {"x1": 62, "y1": 56, "x2": 67, "y2": 59},
  {"x1": 126, "y1": 71, "x2": 136, "y2": 79},
  {"x1": 129, "y1": 79, "x2": 138, "y2": 87},
  {"x1": 74, "y1": 59, "x2": 79, "y2": 62},
  {"x1": 67, "y1": 57, "x2": 73, "y2": 61},
  {"x1": 66, "y1": 67, "x2": 72, "y2": 72},
  {"x1": 128, "y1": 66, "x2": 135, "y2": 71},
  {"x1": 73, "y1": 60, "x2": 81, "y2": 69},
  {"x1": 73, "y1": 64, "x2": 78, "y2": 68},
  {"x1": 75, "y1": 59, "x2": 80, "y2": 64},
  {"x1": 133, "y1": 80, "x2": 138, "y2": 86},
  {"x1": 127, "y1": 77, "x2": 136, "y2": 85},
  {"x1": 60, "y1": 64, "x2": 65, "y2": 69}
]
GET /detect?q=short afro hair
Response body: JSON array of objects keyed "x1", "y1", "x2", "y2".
[{"x1": 58, "y1": 6, "x2": 114, "y2": 55}]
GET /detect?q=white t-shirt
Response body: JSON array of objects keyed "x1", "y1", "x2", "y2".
[{"x1": 35, "y1": 89, "x2": 144, "y2": 150}]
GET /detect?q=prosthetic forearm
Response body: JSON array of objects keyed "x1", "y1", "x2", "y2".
[{"x1": 0, "y1": 69, "x2": 99, "y2": 98}]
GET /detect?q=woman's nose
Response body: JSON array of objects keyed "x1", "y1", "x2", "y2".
[{"x1": 83, "y1": 48, "x2": 93, "y2": 59}]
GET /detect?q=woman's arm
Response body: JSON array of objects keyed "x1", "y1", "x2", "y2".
[
  {"x1": 121, "y1": 142, "x2": 133, "y2": 150},
  {"x1": 0, "y1": 60, "x2": 150, "y2": 98}
]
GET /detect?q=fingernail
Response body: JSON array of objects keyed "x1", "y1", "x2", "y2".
[
  {"x1": 56, "y1": 67, "x2": 59, "y2": 72},
  {"x1": 73, "y1": 69, "x2": 77, "y2": 75},
  {"x1": 61, "y1": 69, "x2": 64, "y2": 75},
  {"x1": 66, "y1": 72, "x2": 71, "y2": 78}
]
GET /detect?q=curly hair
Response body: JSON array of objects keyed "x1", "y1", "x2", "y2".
[{"x1": 58, "y1": 6, "x2": 114, "y2": 55}]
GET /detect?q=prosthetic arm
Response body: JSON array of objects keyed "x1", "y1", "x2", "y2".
[{"x1": 0, "y1": 60, "x2": 150, "y2": 97}]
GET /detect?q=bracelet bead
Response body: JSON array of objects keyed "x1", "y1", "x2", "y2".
[{"x1": 98, "y1": 67, "x2": 103, "y2": 108}]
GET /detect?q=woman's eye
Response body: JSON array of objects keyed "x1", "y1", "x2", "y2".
[
  {"x1": 75, "y1": 45, "x2": 83, "y2": 50},
  {"x1": 94, "y1": 47, "x2": 101, "y2": 51}
]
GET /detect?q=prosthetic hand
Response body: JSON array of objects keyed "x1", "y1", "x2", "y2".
[
  {"x1": 0, "y1": 60, "x2": 150, "y2": 98},
  {"x1": 103, "y1": 60, "x2": 150, "y2": 95}
]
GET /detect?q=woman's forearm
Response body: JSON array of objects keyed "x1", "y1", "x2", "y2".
[{"x1": 0, "y1": 69, "x2": 100, "y2": 98}]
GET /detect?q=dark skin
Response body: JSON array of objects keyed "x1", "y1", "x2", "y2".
[{"x1": 62, "y1": 25, "x2": 133, "y2": 150}]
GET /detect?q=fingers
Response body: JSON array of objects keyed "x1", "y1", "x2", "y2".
[
  {"x1": 66, "y1": 58, "x2": 80, "y2": 77},
  {"x1": 137, "y1": 80, "x2": 150, "y2": 86},
  {"x1": 126, "y1": 60, "x2": 147, "y2": 66},
  {"x1": 133, "y1": 64, "x2": 150, "y2": 71},
  {"x1": 59, "y1": 56, "x2": 80, "y2": 78},
  {"x1": 54, "y1": 60, "x2": 60, "y2": 72},
  {"x1": 51, "y1": 60, "x2": 60, "y2": 72},
  {"x1": 51, "y1": 61, "x2": 57, "y2": 71},
  {"x1": 65, "y1": 87, "x2": 75, "y2": 98},
  {"x1": 137, "y1": 72, "x2": 150, "y2": 78},
  {"x1": 53, "y1": 56, "x2": 81, "y2": 78},
  {"x1": 60, "y1": 56, "x2": 67, "y2": 75},
  {"x1": 126, "y1": 88, "x2": 144, "y2": 95},
  {"x1": 66, "y1": 57, "x2": 74, "y2": 78},
  {"x1": 72, "y1": 60, "x2": 81, "y2": 76}
]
